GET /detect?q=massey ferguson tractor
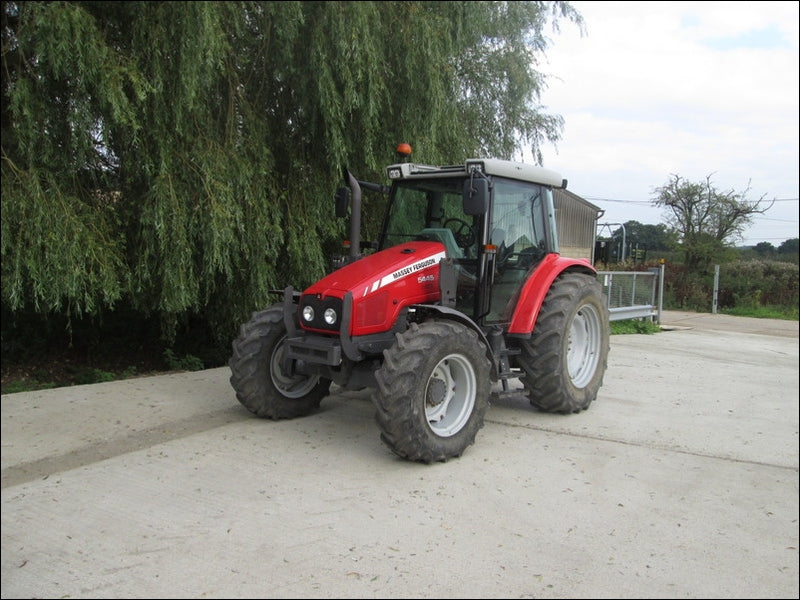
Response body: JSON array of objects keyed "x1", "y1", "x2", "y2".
[{"x1": 229, "y1": 145, "x2": 610, "y2": 463}]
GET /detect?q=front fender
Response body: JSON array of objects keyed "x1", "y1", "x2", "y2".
[
  {"x1": 508, "y1": 255, "x2": 597, "y2": 335},
  {"x1": 409, "y1": 303, "x2": 498, "y2": 377}
]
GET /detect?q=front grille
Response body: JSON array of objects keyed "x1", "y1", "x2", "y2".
[{"x1": 297, "y1": 294, "x2": 343, "y2": 332}]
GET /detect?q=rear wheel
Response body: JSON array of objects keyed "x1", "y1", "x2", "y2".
[
  {"x1": 517, "y1": 273, "x2": 610, "y2": 413},
  {"x1": 372, "y1": 320, "x2": 491, "y2": 463},
  {"x1": 229, "y1": 306, "x2": 331, "y2": 419}
]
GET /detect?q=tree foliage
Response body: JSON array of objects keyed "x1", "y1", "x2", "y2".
[
  {"x1": 1, "y1": 1, "x2": 582, "y2": 345},
  {"x1": 778, "y1": 238, "x2": 799, "y2": 257},
  {"x1": 609, "y1": 220, "x2": 679, "y2": 253},
  {"x1": 753, "y1": 241, "x2": 776, "y2": 256},
  {"x1": 652, "y1": 173, "x2": 774, "y2": 272}
]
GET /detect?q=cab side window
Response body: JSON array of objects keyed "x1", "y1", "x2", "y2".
[{"x1": 490, "y1": 179, "x2": 546, "y2": 259}]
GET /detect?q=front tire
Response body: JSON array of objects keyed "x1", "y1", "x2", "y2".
[
  {"x1": 372, "y1": 320, "x2": 491, "y2": 463},
  {"x1": 229, "y1": 305, "x2": 331, "y2": 419},
  {"x1": 517, "y1": 272, "x2": 610, "y2": 413}
]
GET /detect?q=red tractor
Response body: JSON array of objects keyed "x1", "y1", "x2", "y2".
[{"x1": 229, "y1": 145, "x2": 610, "y2": 463}]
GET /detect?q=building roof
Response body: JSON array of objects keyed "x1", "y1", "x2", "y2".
[{"x1": 554, "y1": 188, "x2": 604, "y2": 218}]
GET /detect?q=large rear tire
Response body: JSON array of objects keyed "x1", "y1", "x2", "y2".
[
  {"x1": 372, "y1": 320, "x2": 491, "y2": 463},
  {"x1": 229, "y1": 306, "x2": 331, "y2": 419},
  {"x1": 517, "y1": 272, "x2": 610, "y2": 413}
]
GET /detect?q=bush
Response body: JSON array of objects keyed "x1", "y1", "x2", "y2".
[
  {"x1": 163, "y1": 349, "x2": 204, "y2": 372},
  {"x1": 719, "y1": 260, "x2": 799, "y2": 309},
  {"x1": 614, "y1": 258, "x2": 798, "y2": 318}
]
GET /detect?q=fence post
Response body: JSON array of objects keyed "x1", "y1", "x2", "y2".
[
  {"x1": 658, "y1": 262, "x2": 665, "y2": 324},
  {"x1": 712, "y1": 265, "x2": 720, "y2": 314}
]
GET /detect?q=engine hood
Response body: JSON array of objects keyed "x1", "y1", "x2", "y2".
[
  {"x1": 304, "y1": 241, "x2": 446, "y2": 298},
  {"x1": 301, "y1": 241, "x2": 446, "y2": 336}
]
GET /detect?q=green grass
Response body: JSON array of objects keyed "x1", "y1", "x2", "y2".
[
  {"x1": 3, "y1": 350, "x2": 205, "y2": 395},
  {"x1": 2, "y1": 365, "x2": 140, "y2": 395},
  {"x1": 2, "y1": 379, "x2": 58, "y2": 394},
  {"x1": 719, "y1": 305, "x2": 799, "y2": 320},
  {"x1": 610, "y1": 318, "x2": 662, "y2": 335}
]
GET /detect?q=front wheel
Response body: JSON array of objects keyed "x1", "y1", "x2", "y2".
[
  {"x1": 229, "y1": 306, "x2": 331, "y2": 419},
  {"x1": 372, "y1": 320, "x2": 491, "y2": 463},
  {"x1": 517, "y1": 272, "x2": 610, "y2": 413}
]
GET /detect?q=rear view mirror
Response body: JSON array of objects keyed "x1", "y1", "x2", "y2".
[{"x1": 463, "y1": 178, "x2": 489, "y2": 215}]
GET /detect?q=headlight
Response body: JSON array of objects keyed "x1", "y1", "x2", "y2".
[
  {"x1": 298, "y1": 294, "x2": 343, "y2": 331},
  {"x1": 302, "y1": 306, "x2": 315, "y2": 322}
]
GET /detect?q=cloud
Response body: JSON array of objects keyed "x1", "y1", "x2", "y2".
[{"x1": 536, "y1": 1, "x2": 799, "y2": 243}]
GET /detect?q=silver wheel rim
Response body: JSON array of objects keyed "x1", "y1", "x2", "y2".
[
  {"x1": 270, "y1": 337, "x2": 320, "y2": 398},
  {"x1": 568, "y1": 303, "x2": 602, "y2": 388},
  {"x1": 424, "y1": 353, "x2": 476, "y2": 437}
]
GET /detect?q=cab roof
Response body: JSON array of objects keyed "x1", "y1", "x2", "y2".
[{"x1": 386, "y1": 158, "x2": 565, "y2": 189}]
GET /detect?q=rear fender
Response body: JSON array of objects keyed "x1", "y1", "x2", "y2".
[{"x1": 508, "y1": 255, "x2": 597, "y2": 335}]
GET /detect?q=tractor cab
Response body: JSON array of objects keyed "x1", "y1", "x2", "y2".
[{"x1": 378, "y1": 158, "x2": 563, "y2": 324}]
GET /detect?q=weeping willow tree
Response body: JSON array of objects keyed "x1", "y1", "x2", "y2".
[{"x1": 1, "y1": 0, "x2": 582, "y2": 353}]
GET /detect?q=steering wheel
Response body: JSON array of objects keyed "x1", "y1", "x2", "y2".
[
  {"x1": 496, "y1": 241, "x2": 514, "y2": 269},
  {"x1": 443, "y1": 218, "x2": 476, "y2": 249}
]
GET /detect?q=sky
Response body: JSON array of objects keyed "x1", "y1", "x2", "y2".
[{"x1": 533, "y1": 1, "x2": 799, "y2": 246}]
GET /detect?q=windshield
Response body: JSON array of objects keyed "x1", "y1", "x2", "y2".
[{"x1": 381, "y1": 179, "x2": 478, "y2": 259}]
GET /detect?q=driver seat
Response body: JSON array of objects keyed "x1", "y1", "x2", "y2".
[{"x1": 416, "y1": 228, "x2": 464, "y2": 259}]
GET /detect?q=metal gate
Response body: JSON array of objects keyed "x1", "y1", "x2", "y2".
[{"x1": 597, "y1": 265, "x2": 664, "y2": 323}]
